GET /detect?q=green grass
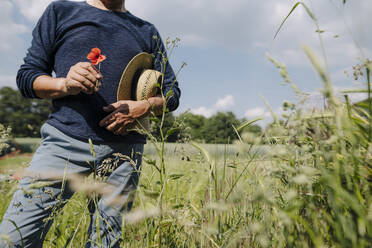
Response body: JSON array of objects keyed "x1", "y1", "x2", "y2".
[
  {"x1": 0, "y1": 155, "x2": 31, "y2": 173},
  {"x1": 1, "y1": 123, "x2": 370, "y2": 247}
]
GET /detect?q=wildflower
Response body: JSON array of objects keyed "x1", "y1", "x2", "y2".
[
  {"x1": 87, "y1": 48, "x2": 106, "y2": 65},
  {"x1": 86, "y1": 47, "x2": 106, "y2": 87}
]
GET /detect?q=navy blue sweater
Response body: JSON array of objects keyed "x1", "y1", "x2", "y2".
[{"x1": 17, "y1": 0, "x2": 181, "y2": 143}]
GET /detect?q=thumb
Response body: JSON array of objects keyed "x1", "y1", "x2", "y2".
[
  {"x1": 103, "y1": 104, "x2": 116, "y2": 112},
  {"x1": 103, "y1": 101, "x2": 127, "y2": 112}
]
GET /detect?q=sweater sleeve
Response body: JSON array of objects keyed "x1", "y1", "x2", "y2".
[
  {"x1": 16, "y1": 3, "x2": 57, "y2": 98},
  {"x1": 150, "y1": 27, "x2": 181, "y2": 112}
]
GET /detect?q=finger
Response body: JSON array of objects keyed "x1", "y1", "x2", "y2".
[
  {"x1": 94, "y1": 81, "x2": 101, "y2": 92},
  {"x1": 75, "y1": 67, "x2": 99, "y2": 83},
  {"x1": 77, "y1": 62, "x2": 93, "y2": 70},
  {"x1": 107, "y1": 118, "x2": 133, "y2": 133},
  {"x1": 106, "y1": 120, "x2": 121, "y2": 132},
  {"x1": 99, "y1": 112, "x2": 117, "y2": 127},
  {"x1": 70, "y1": 72, "x2": 95, "y2": 93},
  {"x1": 103, "y1": 104, "x2": 115, "y2": 112},
  {"x1": 91, "y1": 79, "x2": 102, "y2": 92},
  {"x1": 103, "y1": 101, "x2": 125, "y2": 112},
  {"x1": 87, "y1": 65, "x2": 102, "y2": 80},
  {"x1": 67, "y1": 79, "x2": 89, "y2": 93},
  {"x1": 111, "y1": 101, "x2": 127, "y2": 109},
  {"x1": 114, "y1": 125, "x2": 124, "y2": 135},
  {"x1": 114, "y1": 119, "x2": 133, "y2": 135},
  {"x1": 71, "y1": 71, "x2": 95, "y2": 88},
  {"x1": 116, "y1": 125, "x2": 128, "y2": 136}
]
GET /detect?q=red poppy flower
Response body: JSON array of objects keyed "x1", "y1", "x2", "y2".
[{"x1": 87, "y1": 48, "x2": 106, "y2": 65}]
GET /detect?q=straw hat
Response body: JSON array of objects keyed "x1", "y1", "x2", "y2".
[{"x1": 117, "y1": 52, "x2": 162, "y2": 133}]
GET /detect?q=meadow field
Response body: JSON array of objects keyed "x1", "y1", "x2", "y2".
[
  {"x1": 1, "y1": 92, "x2": 371, "y2": 248},
  {"x1": 1, "y1": 50, "x2": 371, "y2": 248},
  {"x1": 0, "y1": 2, "x2": 371, "y2": 247}
]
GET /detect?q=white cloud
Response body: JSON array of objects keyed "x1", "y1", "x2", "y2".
[
  {"x1": 243, "y1": 106, "x2": 288, "y2": 127},
  {"x1": 127, "y1": 1, "x2": 369, "y2": 47},
  {"x1": 129, "y1": 0, "x2": 372, "y2": 82},
  {"x1": 13, "y1": 0, "x2": 51, "y2": 22},
  {"x1": 244, "y1": 107, "x2": 270, "y2": 119},
  {"x1": 190, "y1": 106, "x2": 215, "y2": 118},
  {"x1": 9, "y1": 0, "x2": 371, "y2": 65},
  {"x1": 215, "y1": 95, "x2": 234, "y2": 109},
  {"x1": 128, "y1": 0, "x2": 280, "y2": 48},
  {"x1": 0, "y1": 1, "x2": 27, "y2": 53},
  {"x1": 190, "y1": 94, "x2": 235, "y2": 117},
  {"x1": 12, "y1": 0, "x2": 81, "y2": 22}
]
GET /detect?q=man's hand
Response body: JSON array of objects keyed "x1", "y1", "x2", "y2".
[
  {"x1": 33, "y1": 62, "x2": 102, "y2": 99},
  {"x1": 64, "y1": 62, "x2": 102, "y2": 95},
  {"x1": 99, "y1": 100, "x2": 151, "y2": 136}
]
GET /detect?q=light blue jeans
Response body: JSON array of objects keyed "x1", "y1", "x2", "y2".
[{"x1": 0, "y1": 123, "x2": 144, "y2": 248}]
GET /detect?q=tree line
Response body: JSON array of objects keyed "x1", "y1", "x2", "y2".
[{"x1": 0, "y1": 87, "x2": 262, "y2": 143}]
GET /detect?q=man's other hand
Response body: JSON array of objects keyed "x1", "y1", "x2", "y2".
[
  {"x1": 99, "y1": 100, "x2": 151, "y2": 136},
  {"x1": 64, "y1": 62, "x2": 102, "y2": 95}
]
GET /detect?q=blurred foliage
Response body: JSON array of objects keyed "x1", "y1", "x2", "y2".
[
  {"x1": 178, "y1": 111, "x2": 262, "y2": 144},
  {"x1": 0, "y1": 87, "x2": 262, "y2": 143},
  {"x1": 0, "y1": 87, "x2": 52, "y2": 137}
]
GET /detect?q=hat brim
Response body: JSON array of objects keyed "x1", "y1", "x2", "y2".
[
  {"x1": 117, "y1": 52, "x2": 153, "y2": 101},
  {"x1": 116, "y1": 52, "x2": 154, "y2": 134}
]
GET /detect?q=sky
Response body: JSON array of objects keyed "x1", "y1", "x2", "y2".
[{"x1": 1, "y1": 0, "x2": 371, "y2": 125}]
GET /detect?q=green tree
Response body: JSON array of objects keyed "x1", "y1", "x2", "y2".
[
  {"x1": 0, "y1": 87, "x2": 52, "y2": 137},
  {"x1": 203, "y1": 111, "x2": 241, "y2": 144},
  {"x1": 150, "y1": 112, "x2": 185, "y2": 143},
  {"x1": 179, "y1": 112, "x2": 207, "y2": 142},
  {"x1": 240, "y1": 117, "x2": 263, "y2": 135}
]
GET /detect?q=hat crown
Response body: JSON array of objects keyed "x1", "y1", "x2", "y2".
[
  {"x1": 137, "y1": 69, "x2": 162, "y2": 101},
  {"x1": 116, "y1": 52, "x2": 159, "y2": 134}
]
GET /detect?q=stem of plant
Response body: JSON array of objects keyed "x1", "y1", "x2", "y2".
[{"x1": 367, "y1": 66, "x2": 371, "y2": 142}]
